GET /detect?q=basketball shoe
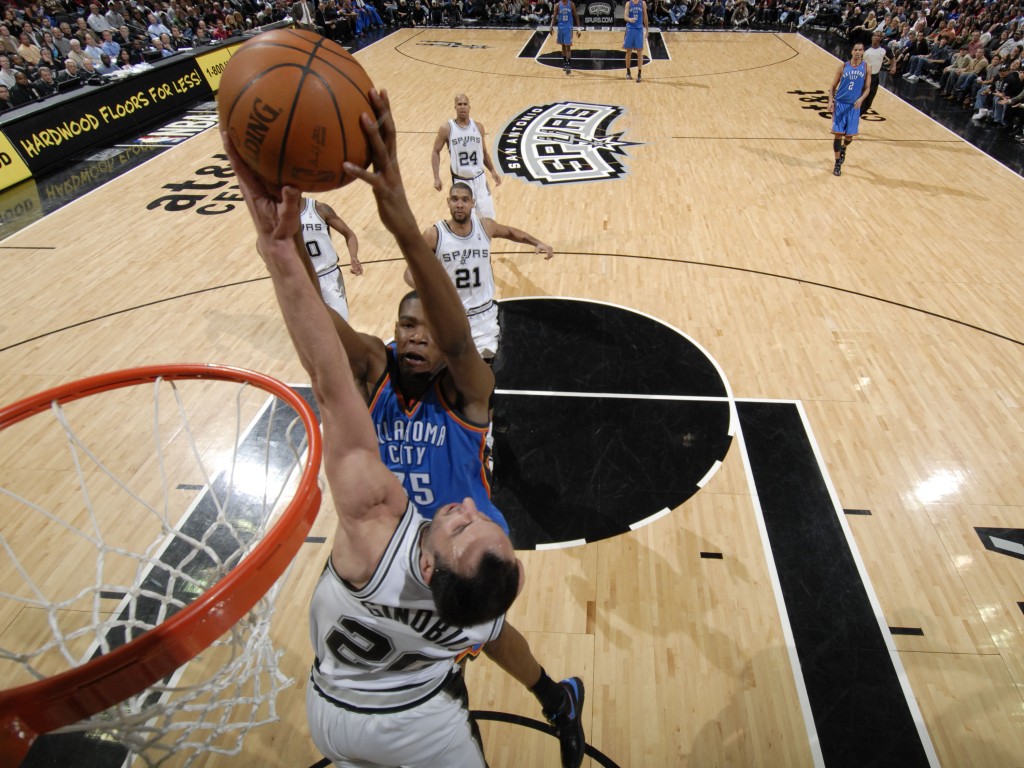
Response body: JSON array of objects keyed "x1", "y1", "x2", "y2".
[{"x1": 545, "y1": 677, "x2": 586, "y2": 768}]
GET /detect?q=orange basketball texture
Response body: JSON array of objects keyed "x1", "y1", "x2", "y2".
[{"x1": 218, "y1": 29, "x2": 374, "y2": 191}]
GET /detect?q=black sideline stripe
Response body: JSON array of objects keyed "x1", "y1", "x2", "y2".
[{"x1": 737, "y1": 401, "x2": 931, "y2": 768}]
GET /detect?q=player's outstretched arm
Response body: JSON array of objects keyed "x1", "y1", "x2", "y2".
[
  {"x1": 486, "y1": 219, "x2": 555, "y2": 259},
  {"x1": 346, "y1": 90, "x2": 494, "y2": 404},
  {"x1": 223, "y1": 131, "x2": 403, "y2": 524}
]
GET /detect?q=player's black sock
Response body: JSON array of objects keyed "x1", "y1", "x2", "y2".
[{"x1": 529, "y1": 668, "x2": 565, "y2": 713}]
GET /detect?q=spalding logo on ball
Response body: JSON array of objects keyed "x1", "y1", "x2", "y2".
[{"x1": 218, "y1": 29, "x2": 375, "y2": 191}]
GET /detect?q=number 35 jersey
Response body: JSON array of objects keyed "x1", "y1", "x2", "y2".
[
  {"x1": 434, "y1": 212, "x2": 495, "y2": 316},
  {"x1": 309, "y1": 503, "x2": 504, "y2": 711},
  {"x1": 369, "y1": 346, "x2": 507, "y2": 532}
]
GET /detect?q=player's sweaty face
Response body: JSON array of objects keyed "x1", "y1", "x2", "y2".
[{"x1": 394, "y1": 298, "x2": 444, "y2": 378}]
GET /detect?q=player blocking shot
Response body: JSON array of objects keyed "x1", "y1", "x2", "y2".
[
  {"x1": 225, "y1": 89, "x2": 587, "y2": 768},
  {"x1": 224, "y1": 91, "x2": 524, "y2": 767},
  {"x1": 828, "y1": 42, "x2": 870, "y2": 177}
]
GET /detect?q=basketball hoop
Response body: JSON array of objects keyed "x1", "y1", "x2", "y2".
[{"x1": 0, "y1": 365, "x2": 322, "y2": 767}]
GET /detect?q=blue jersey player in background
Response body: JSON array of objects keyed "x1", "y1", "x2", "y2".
[
  {"x1": 828, "y1": 41, "x2": 870, "y2": 176},
  {"x1": 308, "y1": 121, "x2": 587, "y2": 767},
  {"x1": 623, "y1": 0, "x2": 648, "y2": 81},
  {"x1": 550, "y1": 0, "x2": 580, "y2": 75}
]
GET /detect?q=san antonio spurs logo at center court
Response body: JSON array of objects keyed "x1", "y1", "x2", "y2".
[{"x1": 497, "y1": 102, "x2": 641, "y2": 185}]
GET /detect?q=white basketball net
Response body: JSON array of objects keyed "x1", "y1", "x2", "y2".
[{"x1": 0, "y1": 375, "x2": 316, "y2": 766}]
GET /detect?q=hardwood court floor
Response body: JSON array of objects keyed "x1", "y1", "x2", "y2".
[{"x1": 1, "y1": 29, "x2": 1023, "y2": 767}]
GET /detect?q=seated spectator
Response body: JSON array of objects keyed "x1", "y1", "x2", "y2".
[
  {"x1": 57, "y1": 56, "x2": 81, "y2": 82},
  {"x1": 0, "y1": 55, "x2": 15, "y2": 88},
  {"x1": 903, "y1": 34, "x2": 953, "y2": 82},
  {"x1": 939, "y1": 46, "x2": 974, "y2": 94},
  {"x1": 80, "y1": 56, "x2": 103, "y2": 80},
  {"x1": 87, "y1": 3, "x2": 113, "y2": 34},
  {"x1": 796, "y1": 1, "x2": 820, "y2": 30},
  {"x1": 40, "y1": 30, "x2": 61, "y2": 60},
  {"x1": 83, "y1": 31, "x2": 104, "y2": 61},
  {"x1": 669, "y1": 0, "x2": 688, "y2": 26},
  {"x1": 967, "y1": 52, "x2": 1002, "y2": 106},
  {"x1": 731, "y1": 0, "x2": 750, "y2": 29},
  {"x1": 9, "y1": 70, "x2": 39, "y2": 105},
  {"x1": 100, "y1": 28, "x2": 120, "y2": 57},
  {"x1": 753, "y1": 0, "x2": 776, "y2": 29},
  {"x1": 17, "y1": 33, "x2": 42, "y2": 64},
  {"x1": 849, "y1": 9, "x2": 877, "y2": 47},
  {"x1": 893, "y1": 29, "x2": 929, "y2": 75},
  {"x1": 947, "y1": 48, "x2": 989, "y2": 101},
  {"x1": 32, "y1": 64, "x2": 58, "y2": 95},
  {"x1": 106, "y1": 2, "x2": 128, "y2": 32},
  {"x1": 0, "y1": 83, "x2": 13, "y2": 111},
  {"x1": 169, "y1": 25, "x2": 190, "y2": 49},
  {"x1": 192, "y1": 21, "x2": 212, "y2": 44},
  {"x1": 146, "y1": 12, "x2": 171, "y2": 38},
  {"x1": 115, "y1": 24, "x2": 135, "y2": 45},
  {"x1": 989, "y1": 57, "x2": 1022, "y2": 124},
  {"x1": 395, "y1": 0, "x2": 413, "y2": 25},
  {"x1": 651, "y1": 0, "x2": 675, "y2": 25},
  {"x1": 116, "y1": 47, "x2": 132, "y2": 68},
  {"x1": 523, "y1": 0, "x2": 551, "y2": 25},
  {"x1": 66, "y1": 38, "x2": 87, "y2": 67},
  {"x1": 96, "y1": 52, "x2": 118, "y2": 73},
  {"x1": 971, "y1": 57, "x2": 1012, "y2": 120}
]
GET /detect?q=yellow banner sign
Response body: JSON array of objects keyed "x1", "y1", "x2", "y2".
[
  {"x1": 0, "y1": 129, "x2": 34, "y2": 190},
  {"x1": 196, "y1": 43, "x2": 243, "y2": 92}
]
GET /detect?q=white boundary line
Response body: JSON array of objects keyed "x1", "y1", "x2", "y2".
[{"x1": 735, "y1": 407, "x2": 826, "y2": 768}]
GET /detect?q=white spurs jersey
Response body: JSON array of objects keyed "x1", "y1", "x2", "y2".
[
  {"x1": 447, "y1": 118, "x2": 485, "y2": 180},
  {"x1": 300, "y1": 199, "x2": 339, "y2": 276},
  {"x1": 435, "y1": 212, "x2": 495, "y2": 315},
  {"x1": 309, "y1": 503, "x2": 504, "y2": 712}
]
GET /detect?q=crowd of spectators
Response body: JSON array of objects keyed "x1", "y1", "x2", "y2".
[
  {"x1": 0, "y1": 0, "x2": 276, "y2": 111},
  {"x1": 2, "y1": 0, "x2": 1022, "y2": 145},
  {"x1": 829, "y1": 0, "x2": 1024, "y2": 141}
]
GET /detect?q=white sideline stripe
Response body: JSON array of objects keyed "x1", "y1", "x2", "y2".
[
  {"x1": 697, "y1": 460, "x2": 722, "y2": 488},
  {"x1": 629, "y1": 507, "x2": 671, "y2": 530},
  {"x1": 991, "y1": 536, "x2": 1024, "y2": 556},
  {"x1": 736, "y1": 415, "x2": 826, "y2": 768},
  {"x1": 537, "y1": 538, "x2": 587, "y2": 550},
  {"x1": 495, "y1": 388, "x2": 731, "y2": 402},
  {"x1": 793, "y1": 401, "x2": 940, "y2": 767}
]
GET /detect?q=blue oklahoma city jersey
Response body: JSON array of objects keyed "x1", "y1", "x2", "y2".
[
  {"x1": 370, "y1": 347, "x2": 507, "y2": 533},
  {"x1": 836, "y1": 60, "x2": 867, "y2": 103},
  {"x1": 626, "y1": 0, "x2": 644, "y2": 29},
  {"x1": 556, "y1": 0, "x2": 573, "y2": 29}
]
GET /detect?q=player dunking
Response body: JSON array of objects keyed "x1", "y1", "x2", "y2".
[
  {"x1": 828, "y1": 42, "x2": 870, "y2": 176},
  {"x1": 551, "y1": 0, "x2": 580, "y2": 76},
  {"x1": 225, "y1": 91, "x2": 524, "y2": 768},
  {"x1": 298, "y1": 197, "x2": 362, "y2": 321},
  {"x1": 623, "y1": 0, "x2": 648, "y2": 82},
  {"x1": 431, "y1": 94, "x2": 502, "y2": 219},
  {"x1": 404, "y1": 182, "x2": 553, "y2": 360}
]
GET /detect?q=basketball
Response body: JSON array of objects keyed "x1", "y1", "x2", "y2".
[{"x1": 218, "y1": 29, "x2": 375, "y2": 192}]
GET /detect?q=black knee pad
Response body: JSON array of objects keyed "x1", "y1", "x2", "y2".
[{"x1": 833, "y1": 138, "x2": 843, "y2": 152}]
